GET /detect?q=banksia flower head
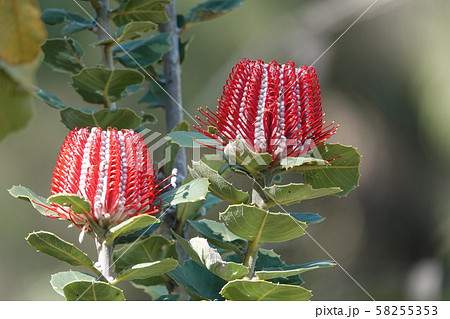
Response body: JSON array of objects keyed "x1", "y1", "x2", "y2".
[
  {"x1": 48, "y1": 127, "x2": 161, "y2": 230},
  {"x1": 195, "y1": 58, "x2": 337, "y2": 164}
]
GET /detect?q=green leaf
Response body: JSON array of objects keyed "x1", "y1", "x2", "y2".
[
  {"x1": 113, "y1": 222, "x2": 161, "y2": 245},
  {"x1": 225, "y1": 248, "x2": 303, "y2": 285},
  {"x1": 280, "y1": 156, "x2": 328, "y2": 170},
  {"x1": 63, "y1": 280, "x2": 125, "y2": 301},
  {"x1": 0, "y1": 70, "x2": 34, "y2": 141},
  {"x1": 141, "y1": 112, "x2": 158, "y2": 125},
  {"x1": 26, "y1": 231, "x2": 96, "y2": 270},
  {"x1": 164, "y1": 120, "x2": 190, "y2": 174},
  {"x1": 0, "y1": 0, "x2": 47, "y2": 65},
  {"x1": 188, "y1": 219, "x2": 247, "y2": 253},
  {"x1": 168, "y1": 259, "x2": 226, "y2": 301},
  {"x1": 106, "y1": 214, "x2": 159, "y2": 245},
  {"x1": 0, "y1": 50, "x2": 42, "y2": 92},
  {"x1": 220, "y1": 280, "x2": 312, "y2": 301},
  {"x1": 113, "y1": 32, "x2": 171, "y2": 68},
  {"x1": 92, "y1": 21, "x2": 158, "y2": 46},
  {"x1": 115, "y1": 259, "x2": 178, "y2": 283},
  {"x1": 60, "y1": 107, "x2": 145, "y2": 130},
  {"x1": 139, "y1": 80, "x2": 165, "y2": 108},
  {"x1": 298, "y1": 144, "x2": 361, "y2": 197},
  {"x1": 113, "y1": 235, "x2": 177, "y2": 274},
  {"x1": 190, "y1": 160, "x2": 249, "y2": 204},
  {"x1": 112, "y1": 0, "x2": 170, "y2": 27},
  {"x1": 40, "y1": 8, "x2": 93, "y2": 35},
  {"x1": 176, "y1": 199, "x2": 205, "y2": 222},
  {"x1": 186, "y1": 0, "x2": 243, "y2": 27},
  {"x1": 289, "y1": 213, "x2": 324, "y2": 224},
  {"x1": 71, "y1": 67, "x2": 144, "y2": 104},
  {"x1": 48, "y1": 194, "x2": 90, "y2": 215},
  {"x1": 167, "y1": 131, "x2": 221, "y2": 148},
  {"x1": 8, "y1": 185, "x2": 58, "y2": 217},
  {"x1": 219, "y1": 204, "x2": 307, "y2": 243},
  {"x1": 173, "y1": 234, "x2": 248, "y2": 281},
  {"x1": 255, "y1": 260, "x2": 335, "y2": 281},
  {"x1": 159, "y1": 178, "x2": 209, "y2": 209},
  {"x1": 224, "y1": 139, "x2": 273, "y2": 175},
  {"x1": 41, "y1": 38, "x2": 84, "y2": 74},
  {"x1": 35, "y1": 88, "x2": 67, "y2": 110},
  {"x1": 132, "y1": 284, "x2": 168, "y2": 300},
  {"x1": 155, "y1": 294, "x2": 180, "y2": 301},
  {"x1": 254, "y1": 248, "x2": 285, "y2": 269},
  {"x1": 179, "y1": 37, "x2": 191, "y2": 64},
  {"x1": 51, "y1": 271, "x2": 97, "y2": 297},
  {"x1": 263, "y1": 183, "x2": 341, "y2": 208},
  {"x1": 204, "y1": 194, "x2": 222, "y2": 210}
]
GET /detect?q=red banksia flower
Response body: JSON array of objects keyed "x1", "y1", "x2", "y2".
[
  {"x1": 48, "y1": 127, "x2": 161, "y2": 230},
  {"x1": 195, "y1": 58, "x2": 337, "y2": 163}
]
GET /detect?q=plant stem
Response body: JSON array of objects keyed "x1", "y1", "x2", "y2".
[
  {"x1": 160, "y1": 0, "x2": 186, "y2": 184},
  {"x1": 243, "y1": 173, "x2": 272, "y2": 278},
  {"x1": 95, "y1": 235, "x2": 114, "y2": 283},
  {"x1": 93, "y1": 0, "x2": 116, "y2": 110}
]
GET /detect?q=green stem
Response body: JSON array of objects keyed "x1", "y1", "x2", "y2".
[
  {"x1": 175, "y1": 203, "x2": 188, "y2": 235},
  {"x1": 243, "y1": 172, "x2": 273, "y2": 278},
  {"x1": 243, "y1": 234, "x2": 262, "y2": 279}
]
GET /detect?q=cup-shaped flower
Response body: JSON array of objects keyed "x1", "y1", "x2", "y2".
[
  {"x1": 48, "y1": 127, "x2": 161, "y2": 230},
  {"x1": 195, "y1": 58, "x2": 337, "y2": 164}
]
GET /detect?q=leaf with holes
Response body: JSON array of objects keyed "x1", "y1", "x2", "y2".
[{"x1": 71, "y1": 67, "x2": 144, "y2": 104}]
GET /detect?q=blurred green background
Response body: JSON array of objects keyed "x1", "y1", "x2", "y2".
[{"x1": 2, "y1": 0, "x2": 450, "y2": 300}]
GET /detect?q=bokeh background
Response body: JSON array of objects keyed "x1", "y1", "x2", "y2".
[{"x1": 1, "y1": 0, "x2": 450, "y2": 300}]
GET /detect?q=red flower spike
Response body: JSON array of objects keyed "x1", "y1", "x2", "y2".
[
  {"x1": 49, "y1": 127, "x2": 161, "y2": 230},
  {"x1": 195, "y1": 58, "x2": 338, "y2": 163}
]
